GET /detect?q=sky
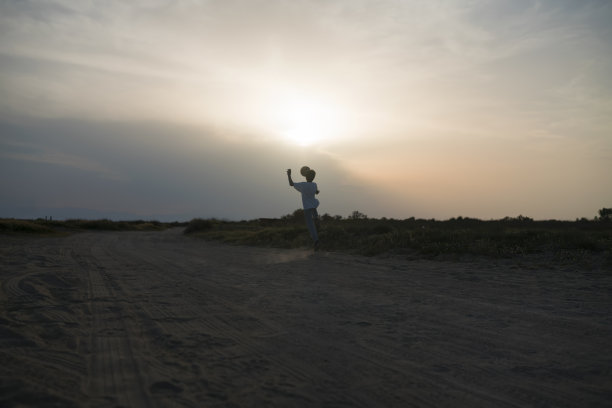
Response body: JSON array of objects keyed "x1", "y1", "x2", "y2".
[{"x1": 1, "y1": 0, "x2": 611, "y2": 221}]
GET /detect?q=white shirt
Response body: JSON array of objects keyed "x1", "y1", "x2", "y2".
[{"x1": 293, "y1": 182, "x2": 319, "y2": 209}]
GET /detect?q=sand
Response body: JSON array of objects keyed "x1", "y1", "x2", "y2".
[{"x1": 0, "y1": 228, "x2": 610, "y2": 407}]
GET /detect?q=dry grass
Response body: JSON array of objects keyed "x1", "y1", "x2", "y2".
[
  {"x1": 0, "y1": 218, "x2": 181, "y2": 235},
  {"x1": 185, "y1": 212, "x2": 612, "y2": 263}
]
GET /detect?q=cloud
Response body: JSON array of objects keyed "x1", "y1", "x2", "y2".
[
  {"x1": 0, "y1": 117, "x2": 384, "y2": 219},
  {"x1": 2, "y1": 0, "x2": 609, "y2": 128},
  {"x1": 0, "y1": 0, "x2": 610, "y2": 220},
  {"x1": 0, "y1": 146, "x2": 124, "y2": 181}
]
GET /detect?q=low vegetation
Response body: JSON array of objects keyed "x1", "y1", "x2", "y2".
[
  {"x1": 185, "y1": 209, "x2": 612, "y2": 262},
  {"x1": 3, "y1": 208, "x2": 610, "y2": 263},
  {"x1": 0, "y1": 219, "x2": 58, "y2": 234},
  {"x1": 0, "y1": 218, "x2": 183, "y2": 235}
]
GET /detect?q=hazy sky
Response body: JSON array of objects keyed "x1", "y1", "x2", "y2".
[{"x1": 1, "y1": 0, "x2": 611, "y2": 221}]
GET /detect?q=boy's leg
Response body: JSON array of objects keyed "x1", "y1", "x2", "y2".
[{"x1": 304, "y1": 208, "x2": 319, "y2": 242}]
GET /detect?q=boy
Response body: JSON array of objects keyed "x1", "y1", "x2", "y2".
[{"x1": 287, "y1": 167, "x2": 320, "y2": 249}]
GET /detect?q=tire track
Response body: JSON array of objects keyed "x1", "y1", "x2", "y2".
[
  {"x1": 69, "y1": 234, "x2": 154, "y2": 408},
  {"x1": 0, "y1": 237, "x2": 90, "y2": 405},
  {"x1": 2, "y1": 229, "x2": 611, "y2": 408},
  {"x1": 89, "y1": 232, "x2": 513, "y2": 407},
  {"x1": 95, "y1": 231, "x2": 364, "y2": 407}
]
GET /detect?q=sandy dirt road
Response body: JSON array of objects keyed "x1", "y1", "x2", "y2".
[{"x1": 0, "y1": 228, "x2": 611, "y2": 407}]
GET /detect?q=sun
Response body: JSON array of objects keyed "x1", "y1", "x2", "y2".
[
  {"x1": 266, "y1": 92, "x2": 347, "y2": 147},
  {"x1": 279, "y1": 100, "x2": 332, "y2": 146}
]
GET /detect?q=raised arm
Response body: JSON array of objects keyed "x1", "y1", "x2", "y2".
[{"x1": 286, "y1": 169, "x2": 294, "y2": 186}]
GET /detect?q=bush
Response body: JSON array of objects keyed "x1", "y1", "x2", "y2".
[
  {"x1": 184, "y1": 218, "x2": 215, "y2": 234},
  {"x1": 0, "y1": 219, "x2": 55, "y2": 234},
  {"x1": 181, "y1": 211, "x2": 612, "y2": 261},
  {"x1": 598, "y1": 208, "x2": 612, "y2": 222}
]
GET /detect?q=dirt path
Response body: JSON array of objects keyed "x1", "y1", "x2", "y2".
[{"x1": 1, "y1": 228, "x2": 611, "y2": 407}]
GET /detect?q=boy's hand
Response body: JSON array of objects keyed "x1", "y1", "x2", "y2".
[{"x1": 286, "y1": 169, "x2": 292, "y2": 175}]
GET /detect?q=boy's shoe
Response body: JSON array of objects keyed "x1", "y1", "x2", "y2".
[{"x1": 314, "y1": 240, "x2": 320, "y2": 251}]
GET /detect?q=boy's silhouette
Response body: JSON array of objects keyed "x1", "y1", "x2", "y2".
[{"x1": 287, "y1": 166, "x2": 320, "y2": 249}]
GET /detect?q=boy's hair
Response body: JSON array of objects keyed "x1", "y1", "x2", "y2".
[{"x1": 306, "y1": 169, "x2": 316, "y2": 181}]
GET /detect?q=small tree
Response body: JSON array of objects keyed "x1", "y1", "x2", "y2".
[
  {"x1": 348, "y1": 210, "x2": 368, "y2": 220},
  {"x1": 280, "y1": 209, "x2": 305, "y2": 224},
  {"x1": 598, "y1": 208, "x2": 612, "y2": 221}
]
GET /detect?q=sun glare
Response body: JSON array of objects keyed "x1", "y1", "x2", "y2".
[{"x1": 266, "y1": 92, "x2": 347, "y2": 147}]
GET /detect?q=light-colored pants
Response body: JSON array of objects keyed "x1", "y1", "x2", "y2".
[{"x1": 304, "y1": 208, "x2": 319, "y2": 242}]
